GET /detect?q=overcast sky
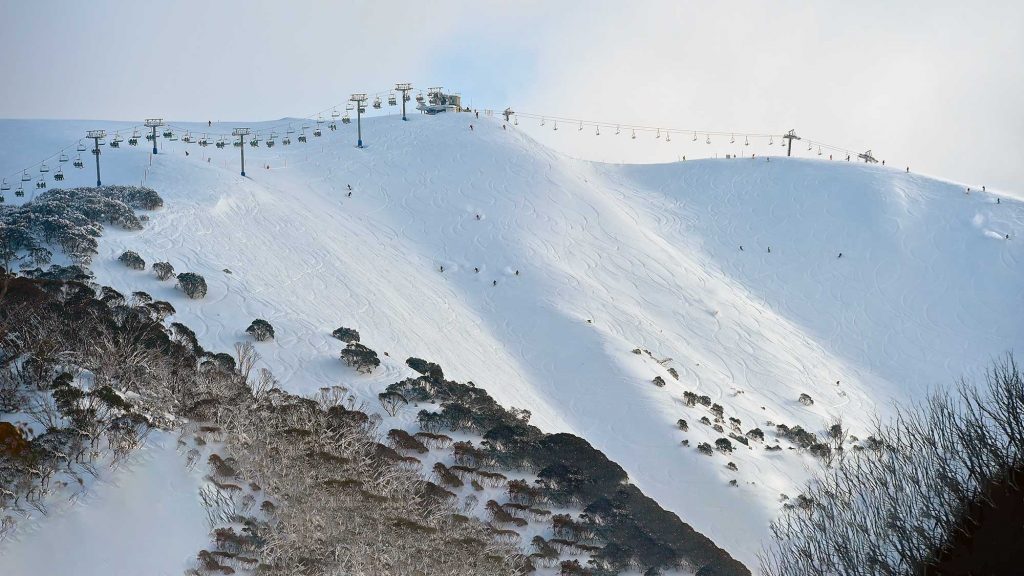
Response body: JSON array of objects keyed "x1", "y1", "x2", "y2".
[{"x1": 1, "y1": 0, "x2": 1021, "y2": 191}]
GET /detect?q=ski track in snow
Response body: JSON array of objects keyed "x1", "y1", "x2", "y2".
[{"x1": 1, "y1": 114, "x2": 1022, "y2": 570}]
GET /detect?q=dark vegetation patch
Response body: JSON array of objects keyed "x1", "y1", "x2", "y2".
[{"x1": 387, "y1": 360, "x2": 750, "y2": 575}]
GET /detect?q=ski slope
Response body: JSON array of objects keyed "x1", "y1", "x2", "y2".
[{"x1": 1, "y1": 113, "x2": 1021, "y2": 571}]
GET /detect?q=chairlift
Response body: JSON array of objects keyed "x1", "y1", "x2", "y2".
[
  {"x1": 216, "y1": 139, "x2": 226, "y2": 149},
  {"x1": 403, "y1": 92, "x2": 411, "y2": 102},
  {"x1": 415, "y1": 92, "x2": 425, "y2": 104},
  {"x1": 21, "y1": 171, "x2": 30, "y2": 182},
  {"x1": 109, "y1": 139, "x2": 120, "y2": 148},
  {"x1": 615, "y1": 125, "x2": 620, "y2": 135},
  {"x1": 631, "y1": 129, "x2": 636, "y2": 140},
  {"x1": 59, "y1": 153, "x2": 69, "y2": 163},
  {"x1": 298, "y1": 132, "x2": 307, "y2": 143},
  {"x1": 0, "y1": 179, "x2": 9, "y2": 191},
  {"x1": 266, "y1": 135, "x2": 275, "y2": 147},
  {"x1": 730, "y1": 134, "x2": 735, "y2": 144},
  {"x1": 15, "y1": 183, "x2": 25, "y2": 197},
  {"x1": 313, "y1": 127, "x2": 322, "y2": 137},
  {"x1": 163, "y1": 130, "x2": 173, "y2": 138},
  {"x1": 182, "y1": 133, "x2": 192, "y2": 143},
  {"x1": 73, "y1": 155, "x2": 84, "y2": 168},
  {"x1": 666, "y1": 131, "x2": 671, "y2": 142},
  {"x1": 692, "y1": 132, "x2": 697, "y2": 142},
  {"x1": 77, "y1": 141, "x2": 87, "y2": 152},
  {"x1": 329, "y1": 122, "x2": 337, "y2": 131},
  {"x1": 744, "y1": 136, "x2": 750, "y2": 146},
  {"x1": 578, "y1": 121, "x2": 583, "y2": 131},
  {"x1": 331, "y1": 108, "x2": 341, "y2": 118},
  {"x1": 54, "y1": 167, "x2": 64, "y2": 181},
  {"x1": 372, "y1": 96, "x2": 382, "y2": 109},
  {"x1": 249, "y1": 138, "x2": 259, "y2": 147},
  {"x1": 358, "y1": 105, "x2": 366, "y2": 113},
  {"x1": 388, "y1": 93, "x2": 397, "y2": 106},
  {"x1": 553, "y1": 121, "x2": 558, "y2": 131},
  {"x1": 808, "y1": 142, "x2": 813, "y2": 151},
  {"x1": 656, "y1": 129, "x2": 661, "y2": 139},
  {"x1": 817, "y1": 146, "x2": 823, "y2": 156},
  {"x1": 199, "y1": 135, "x2": 209, "y2": 147},
  {"x1": 168, "y1": 133, "x2": 178, "y2": 141},
  {"x1": 146, "y1": 133, "x2": 155, "y2": 141},
  {"x1": 282, "y1": 136, "x2": 291, "y2": 145},
  {"x1": 595, "y1": 126, "x2": 600, "y2": 136},
  {"x1": 769, "y1": 136, "x2": 774, "y2": 145},
  {"x1": 342, "y1": 113, "x2": 351, "y2": 124},
  {"x1": 128, "y1": 136, "x2": 139, "y2": 146},
  {"x1": 540, "y1": 118, "x2": 545, "y2": 126},
  {"x1": 233, "y1": 140, "x2": 242, "y2": 148},
  {"x1": 36, "y1": 176, "x2": 46, "y2": 190},
  {"x1": 39, "y1": 163, "x2": 49, "y2": 173},
  {"x1": 514, "y1": 117, "x2": 518, "y2": 125},
  {"x1": 706, "y1": 134, "x2": 711, "y2": 144}
]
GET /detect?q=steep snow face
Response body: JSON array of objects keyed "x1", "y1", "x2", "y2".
[{"x1": 2, "y1": 113, "x2": 1021, "y2": 568}]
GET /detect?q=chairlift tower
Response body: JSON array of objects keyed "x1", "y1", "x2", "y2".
[
  {"x1": 782, "y1": 129, "x2": 800, "y2": 157},
  {"x1": 145, "y1": 119, "x2": 164, "y2": 154},
  {"x1": 232, "y1": 128, "x2": 251, "y2": 176},
  {"x1": 351, "y1": 93, "x2": 368, "y2": 147},
  {"x1": 87, "y1": 130, "x2": 106, "y2": 186},
  {"x1": 395, "y1": 83, "x2": 412, "y2": 121}
]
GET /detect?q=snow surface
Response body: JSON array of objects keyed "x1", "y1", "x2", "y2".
[
  {"x1": 1, "y1": 112, "x2": 1021, "y2": 571},
  {"x1": 0, "y1": 432, "x2": 208, "y2": 576}
]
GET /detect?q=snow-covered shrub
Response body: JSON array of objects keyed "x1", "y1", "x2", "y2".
[
  {"x1": 331, "y1": 326, "x2": 360, "y2": 343},
  {"x1": 798, "y1": 393, "x2": 814, "y2": 406},
  {"x1": 406, "y1": 357, "x2": 444, "y2": 381},
  {"x1": 715, "y1": 437, "x2": 735, "y2": 453},
  {"x1": 118, "y1": 250, "x2": 146, "y2": 270},
  {"x1": 245, "y1": 319, "x2": 275, "y2": 341},
  {"x1": 177, "y1": 272, "x2": 207, "y2": 299},
  {"x1": 697, "y1": 442, "x2": 714, "y2": 456},
  {"x1": 152, "y1": 261, "x2": 174, "y2": 280},
  {"x1": 676, "y1": 419, "x2": 688, "y2": 431},
  {"x1": 652, "y1": 375, "x2": 666, "y2": 387},
  {"x1": 746, "y1": 427, "x2": 764, "y2": 441},
  {"x1": 341, "y1": 342, "x2": 379, "y2": 373}
]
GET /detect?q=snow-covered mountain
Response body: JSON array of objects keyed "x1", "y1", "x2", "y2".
[{"x1": 1, "y1": 111, "x2": 1021, "y2": 573}]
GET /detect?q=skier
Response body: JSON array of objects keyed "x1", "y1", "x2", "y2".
[
  {"x1": 475, "y1": 214, "x2": 481, "y2": 220},
  {"x1": 492, "y1": 280, "x2": 497, "y2": 286},
  {"x1": 347, "y1": 191, "x2": 352, "y2": 197},
  {"x1": 983, "y1": 185, "x2": 986, "y2": 192},
  {"x1": 185, "y1": 150, "x2": 189, "y2": 157},
  {"x1": 208, "y1": 120, "x2": 211, "y2": 127},
  {"x1": 474, "y1": 267, "x2": 479, "y2": 273},
  {"x1": 470, "y1": 125, "x2": 474, "y2": 131},
  {"x1": 739, "y1": 245, "x2": 744, "y2": 251},
  {"x1": 906, "y1": 166, "x2": 910, "y2": 173},
  {"x1": 515, "y1": 270, "x2": 519, "y2": 276},
  {"x1": 475, "y1": 111, "x2": 479, "y2": 119},
  {"x1": 503, "y1": 125, "x2": 506, "y2": 131},
  {"x1": 440, "y1": 265, "x2": 445, "y2": 273},
  {"x1": 347, "y1": 184, "x2": 352, "y2": 191},
  {"x1": 997, "y1": 198, "x2": 1001, "y2": 204},
  {"x1": 838, "y1": 252, "x2": 843, "y2": 258},
  {"x1": 767, "y1": 246, "x2": 771, "y2": 253},
  {"x1": 882, "y1": 160, "x2": 886, "y2": 166}
]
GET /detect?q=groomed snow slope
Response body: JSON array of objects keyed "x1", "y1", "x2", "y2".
[{"x1": 1, "y1": 113, "x2": 1021, "y2": 569}]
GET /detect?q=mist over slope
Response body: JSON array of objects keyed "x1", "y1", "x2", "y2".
[{"x1": 1, "y1": 112, "x2": 1020, "y2": 569}]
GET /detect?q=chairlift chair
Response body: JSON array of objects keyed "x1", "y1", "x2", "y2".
[
  {"x1": 0, "y1": 179, "x2": 9, "y2": 192},
  {"x1": 817, "y1": 147, "x2": 823, "y2": 156},
  {"x1": 744, "y1": 136, "x2": 750, "y2": 146},
  {"x1": 59, "y1": 153, "x2": 69, "y2": 162},
  {"x1": 656, "y1": 129, "x2": 661, "y2": 139},
  {"x1": 553, "y1": 121, "x2": 558, "y2": 131},
  {"x1": 329, "y1": 122, "x2": 337, "y2": 131},
  {"x1": 332, "y1": 108, "x2": 341, "y2": 118},
  {"x1": 16, "y1": 183, "x2": 25, "y2": 197},
  {"x1": 666, "y1": 131, "x2": 671, "y2": 142},
  {"x1": 54, "y1": 168, "x2": 64, "y2": 181},
  {"x1": 388, "y1": 93, "x2": 397, "y2": 106},
  {"x1": 345, "y1": 103, "x2": 354, "y2": 111},
  {"x1": 77, "y1": 141, "x2": 87, "y2": 152},
  {"x1": 21, "y1": 171, "x2": 30, "y2": 182},
  {"x1": 706, "y1": 134, "x2": 711, "y2": 144},
  {"x1": 769, "y1": 136, "x2": 774, "y2": 145},
  {"x1": 36, "y1": 176, "x2": 46, "y2": 189},
  {"x1": 730, "y1": 134, "x2": 735, "y2": 144},
  {"x1": 313, "y1": 127, "x2": 322, "y2": 137},
  {"x1": 109, "y1": 139, "x2": 120, "y2": 148},
  {"x1": 342, "y1": 114, "x2": 351, "y2": 124},
  {"x1": 373, "y1": 96, "x2": 382, "y2": 109},
  {"x1": 595, "y1": 126, "x2": 600, "y2": 136},
  {"x1": 578, "y1": 121, "x2": 583, "y2": 131},
  {"x1": 632, "y1": 129, "x2": 636, "y2": 140},
  {"x1": 615, "y1": 125, "x2": 620, "y2": 135},
  {"x1": 39, "y1": 163, "x2": 49, "y2": 173},
  {"x1": 514, "y1": 117, "x2": 518, "y2": 125},
  {"x1": 692, "y1": 132, "x2": 697, "y2": 142},
  {"x1": 415, "y1": 92, "x2": 425, "y2": 104},
  {"x1": 403, "y1": 92, "x2": 411, "y2": 102},
  {"x1": 298, "y1": 132, "x2": 307, "y2": 143},
  {"x1": 163, "y1": 130, "x2": 173, "y2": 138},
  {"x1": 216, "y1": 139, "x2": 226, "y2": 149},
  {"x1": 73, "y1": 156, "x2": 84, "y2": 168}
]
